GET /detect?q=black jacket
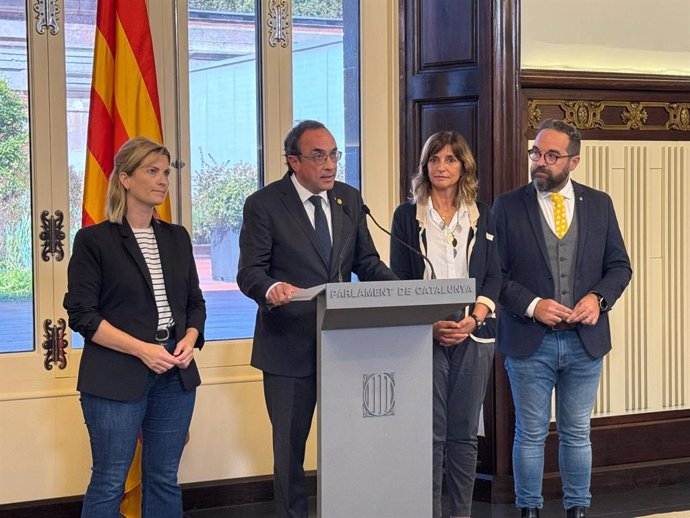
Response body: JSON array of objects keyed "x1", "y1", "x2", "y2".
[
  {"x1": 237, "y1": 173, "x2": 397, "y2": 377},
  {"x1": 64, "y1": 218, "x2": 206, "y2": 401},
  {"x1": 390, "y1": 200, "x2": 501, "y2": 341}
]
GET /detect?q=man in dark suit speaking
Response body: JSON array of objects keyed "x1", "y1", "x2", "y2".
[
  {"x1": 492, "y1": 119, "x2": 632, "y2": 518},
  {"x1": 237, "y1": 120, "x2": 397, "y2": 518}
]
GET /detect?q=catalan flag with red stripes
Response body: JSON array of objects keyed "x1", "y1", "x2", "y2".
[
  {"x1": 82, "y1": 0, "x2": 171, "y2": 226},
  {"x1": 82, "y1": 2, "x2": 170, "y2": 516}
]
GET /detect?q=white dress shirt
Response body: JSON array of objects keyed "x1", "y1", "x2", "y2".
[
  {"x1": 290, "y1": 173, "x2": 333, "y2": 241},
  {"x1": 425, "y1": 203, "x2": 470, "y2": 280},
  {"x1": 265, "y1": 174, "x2": 334, "y2": 300}
]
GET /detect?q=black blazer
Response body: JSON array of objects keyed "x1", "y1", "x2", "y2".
[
  {"x1": 492, "y1": 181, "x2": 632, "y2": 358},
  {"x1": 64, "y1": 218, "x2": 206, "y2": 401},
  {"x1": 389, "y1": 200, "x2": 502, "y2": 341},
  {"x1": 237, "y1": 173, "x2": 397, "y2": 377}
]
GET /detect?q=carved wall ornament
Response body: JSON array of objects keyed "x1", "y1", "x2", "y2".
[
  {"x1": 562, "y1": 101, "x2": 605, "y2": 129},
  {"x1": 267, "y1": 0, "x2": 290, "y2": 48},
  {"x1": 527, "y1": 102, "x2": 542, "y2": 129},
  {"x1": 528, "y1": 99, "x2": 690, "y2": 132},
  {"x1": 621, "y1": 103, "x2": 649, "y2": 129},
  {"x1": 666, "y1": 103, "x2": 690, "y2": 131}
]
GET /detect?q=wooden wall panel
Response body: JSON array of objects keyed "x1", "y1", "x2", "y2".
[
  {"x1": 419, "y1": 100, "x2": 478, "y2": 150},
  {"x1": 419, "y1": 0, "x2": 475, "y2": 68},
  {"x1": 401, "y1": 0, "x2": 493, "y2": 203}
]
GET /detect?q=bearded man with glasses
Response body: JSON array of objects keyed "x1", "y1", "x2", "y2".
[
  {"x1": 492, "y1": 119, "x2": 632, "y2": 518},
  {"x1": 237, "y1": 120, "x2": 397, "y2": 518}
]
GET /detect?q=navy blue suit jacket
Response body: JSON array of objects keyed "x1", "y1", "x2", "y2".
[
  {"x1": 237, "y1": 173, "x2": 397, "y2": 377},
  {"x1": 492, "y1": 181, "x2": 632, "y2": 358}
]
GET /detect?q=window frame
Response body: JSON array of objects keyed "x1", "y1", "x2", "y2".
[{"x1": 1, "y1": 0, "x2": 401, "y2": 392}]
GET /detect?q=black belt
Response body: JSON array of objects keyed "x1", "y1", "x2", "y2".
[
  {"x1": 155, "y1": 324, "x2": 176, "y2": 343},
  {"x1": 548, "y1": 321, "x2": 578, "y2": 332}
]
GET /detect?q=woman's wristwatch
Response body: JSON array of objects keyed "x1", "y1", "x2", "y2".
[{"x1": 469, "y1": 314, "x2": 485, "y2": 331}]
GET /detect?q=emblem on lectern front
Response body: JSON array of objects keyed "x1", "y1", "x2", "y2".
[{"x1": 363, "y1": 372, "x2": 395, "y2": 417}]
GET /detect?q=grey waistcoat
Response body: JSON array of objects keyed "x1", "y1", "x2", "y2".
[{"x1": 540, "y1": 208, "x2": 578, "y2": 309}]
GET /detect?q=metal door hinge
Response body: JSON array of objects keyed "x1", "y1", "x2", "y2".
[
  {"x1": 267, "y1": 0, "x2": 290, "y2": 48},
  {"x1": 40, "y1": 210, "x2": 65, "y2": 262},
  {"x1": 43, "y1": 318, "x2": 68, "y2": 370},
  {"x1": 33, "y1": 0, "x2": 61, "y2": 35}
]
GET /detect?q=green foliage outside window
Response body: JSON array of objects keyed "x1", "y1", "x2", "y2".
[
  {"x1": 68, "y1": 165, "x2": 84, "y2": 242},
  {"x1": 192, "y1": 155, "x2": 257, "y2": 243},
  {"x1": 0, "y1": 77, "x2": 29, "y2": 217},
  {"x1": 0, "y1": 76, "x2": 31, "y2": 300},
  {"x1": 188, "y1": 0, "x2": 343, "y2": 19},
  {"x1": 0, "y1": 219, "x2": 31, "y2": 300}
]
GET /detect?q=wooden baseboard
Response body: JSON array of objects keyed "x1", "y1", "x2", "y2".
[
  {"x1": 182, "y1": 472, "x2": 316, "y2": 512},
  {"x1": 483, "y1": 458, "x2": 690, "y2": 504},
  {"x1": 4, "y1": 462, "x2": 690, "y2": 516},
  {"x1": 0, "y1": 497, "x2": 83, "y2": 518},
  {"x1": 0, "y1": 473, "x2": 317, "y2": 518}
]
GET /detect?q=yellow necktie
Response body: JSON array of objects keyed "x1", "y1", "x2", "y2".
[{"x1": 549, "y1": 193, "x2": 568, "y2": 239}]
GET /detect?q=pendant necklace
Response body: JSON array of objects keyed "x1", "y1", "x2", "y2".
[{"x1": 438, "y1": 213, "x2": 459, "y2": 257}]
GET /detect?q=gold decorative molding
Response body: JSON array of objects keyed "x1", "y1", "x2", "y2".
[
  {"x1": 527, "y1": 100, "x2": 690, "y2": 131},
  {"x1": 562, "y1": 101, "x2": 605, "y2": 129},
  {"x1": 667, "y1": 103, "x2": 690, "y2": 131}
]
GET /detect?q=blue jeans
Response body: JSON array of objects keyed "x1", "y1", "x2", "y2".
[
  {"x1": 505, "y1": 330, "x2": 602, "y2": 510},
  {"x1": 80, "y1": 367, "x2": 196, "y2": 518}
]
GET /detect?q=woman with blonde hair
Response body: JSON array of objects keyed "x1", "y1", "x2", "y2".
[
  {"x1": 64, "y1": 136, "x2": 205, "y2": 518},
  {"x1": 390, "y1": 131, "x2": 501, "y2": 518}
]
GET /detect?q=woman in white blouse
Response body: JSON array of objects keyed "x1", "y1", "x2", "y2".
[{"x1": 390, "y1": 131, "x2": 501, "y2": 518}]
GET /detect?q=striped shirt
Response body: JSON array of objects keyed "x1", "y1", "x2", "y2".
[{"x1": 132, "y1": 227, "x2": 174, "y2": 330}]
